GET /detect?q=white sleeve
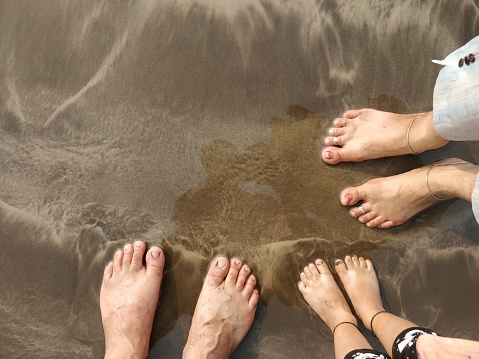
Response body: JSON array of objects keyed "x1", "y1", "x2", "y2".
[{"x1": 432, "y1": 36, "x2": 479, "y2": 141}]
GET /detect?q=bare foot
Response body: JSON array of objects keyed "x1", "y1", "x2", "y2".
[
  {"x1": 183, "y1": 257, "x2": 260, "y2": 359},
  {"x1": 335, "y1": 256, "x2": 384, "y2": 330},
  {"x1": 297, "y1": 259, "x2": 356, "y2": 332},
  {"x1": 340, "y1": 159, "x2": 477, "y2": 229},
  {"x1": 100, "y1": 241, "x2": 165, "y2": 359},
  {"x1": 321, "y1": 109, "x2": 448, "y2": 164}
]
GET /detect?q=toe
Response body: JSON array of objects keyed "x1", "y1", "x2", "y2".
[
  {"x1": 321, "y1": 147, "x2": 347, "y2": 165},
  {"x1": 379, "y1": 220, "x2": 394, "y2": 229},
  {"x1": 334, "y1": 258, "x2": 347, "y2": 277},
  {"x1": 308, "y1": 263, "x2": 320, "y2": 279},
  {"x1": 113, "y1": 249, "x2": 123, "y2": 272},
  {"x1": 365, "y1": 259, "x2": 375, "y2": 273},
  {"x1": 366, "y1": 216, "x2": 385, "y2": 228},
  {"x1": 122, "y1": 243, "x2": 133, "y2": 267},
  {"x1": 226, "y1": 258, "x2": 243, "y2": 286},
  {"x1": 243, "y1": 274, "x2": 256, "y2": 298},
  {"x1": 131, "y1": 241, "x2": 146, "y2": 270},
  {"x1": 315, "y1": 259, "x2": 331, "y2": 276},
  {"x1": 344, "y1": 255, "x2": 353, "y2": 269},
  {"x1": 304, "y1": 265, "x2": 313, "y2": 279},
  {"x1": 205, "y1": 256, "x2": 230, "y2": 288},
  {"x1": 351, "y1": 255, "x2": 359, "y2": 266},
  {"x1": 249, "y1": 289, "x2": 260, "y2": 310},
  {"x1": 236, "y1": 264, "x2": 251, "y2": 290},
  {"x1": 358, "y1": 257, "x2": 366, "y2": 267},
  {"x1": 328, "y1": 127, "x2": 346, "y2": 137},
  {"x1": 343, "y1": 109, "x2": 361, "y2": 119},
  {"x1": 103, "y1": 262, "x2": 113, "y2": 282},
  {"x1": 340, "y1": 187, "x2": 361, "y2": 206},
  {"x1": 145, "y1": 246, "x2": 165, "y2": 279},
  {"x1": 358, "y1": 211, "x2": 375, "y2": 224}
]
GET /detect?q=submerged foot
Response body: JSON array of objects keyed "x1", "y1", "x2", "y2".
[
  {"x1": 100, "y1": 241, "x2": 165, "y2": 359},
  {"x1": 340, "y1": 158, "x2": 475, "y2": 228},
  {"x1": 183, "y1": 257, "x2": 260, "y2": 359},
  {"x1": 298, "y1": 259, "x2": 356, "y2": 332},
  {"x1": 321, "y1": 109, "x2": 448, "y2": 164},
  {"x1": 335, "y1": 256, "x2": 384, "y2": 330}
]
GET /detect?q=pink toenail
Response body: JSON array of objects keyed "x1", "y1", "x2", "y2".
[
  {"x1": 217, "y1": 259, "x2": 226, "y2": 268},
  {"x1": 151, "y1": 249, "x2": 161, "y2": 258},
  {"x1": 346, "y1": 194, "x2": 352, "y2": 204},
  {"x1": 326, "y1": 151, "x2": 332, "y2": 159}
]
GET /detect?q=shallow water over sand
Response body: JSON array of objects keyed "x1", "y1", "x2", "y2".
[{"x1": 1, "y1": 1, "x2": 479, "y2": 358}]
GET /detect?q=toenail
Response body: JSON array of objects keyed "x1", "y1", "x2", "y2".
[
  {"x1": 243, "y1": 266, "x2": 250, "y2": 272},
  {"x1": 316, "y1": 259, "x2": 323, "y2": 265},
  {"x1": 250, "y1": 275, "x2": 256, "y2": 282},
  {"x1": 346, "y1": 194, "x2": 352, "y2": 204},
  {"x1": 134, "y1": 241, "x2": 142, "y2": 247},
  {"x1": 352, "y1": 255, "x2": 357, "y2": 259},
  {"x1": 151, "y1": 249, "x2": 161, "y2": 258},
  {"x1": 234, "y1": 259, "x2": 241, "y2": 265},
  {"x1": 345, "y1": 256, "x2": 351, "y2": 260},
  {"x1": 350, "y1": 210, "x2": 356, "y2": 217},
  {"x1": 329, "y1": 129, "x2": 334, "y2": 135},
  {"x1": 124, "y1": 244, "x2": 131, "y2": 252},
  {"x1": 359, "y1": 217, "x2": 364, "y2": 223},
  {"x1": 366, "y1": 222, "x2": 371, "y2": 227},
  {"x1": 115, "y1": 250, "x2": 121, "y2": 256},
  {"x1": 217, "y1": 259, "x2": 227, "y2": 268},
  {"x1": 326, "y1": 151, "x2": 332, "y2": 159},
  {"x1": 334, "y1": 259, "x2": 343, "y2": 266},
  {"x1": 325, "y1": 138, "x2": 330, "y2": 145}
]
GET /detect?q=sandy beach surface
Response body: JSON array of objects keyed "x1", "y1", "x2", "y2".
[{"x1": 1, "y1": 1, "x2": 479, "y2": 358}]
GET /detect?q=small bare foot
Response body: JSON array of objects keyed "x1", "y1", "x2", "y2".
[
  {"x1": 297, "y1": 259, "x2": 356, "y2": 332},
  {"x1": 100, "y1": 241, "x2": 165, "y2": 359},
  {"x1": 183, "y1": 257, "x2": 259, "y2": 359},
  {"x1": 335, "y1": 256, "x2": 384, "y2": 330},
  {"x1": 340, "y1": 158, "x2": 477, "y2": 228},
  {"x1": 321, "y1": 109, "x2": 448, "y2": 164}
]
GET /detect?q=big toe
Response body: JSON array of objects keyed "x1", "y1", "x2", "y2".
[
  {"x1": 146, "y1": 246, "x2": 165, "y2": 279},
  {"x1": 334, "y1": 258, "x2": 348, "y2": 279},
  {"x1": 340, "y1": 186, "x2": 362, "y2": 206},
  {"x1": 205, "y1": 256, "x2": 230, "y2": 287}
]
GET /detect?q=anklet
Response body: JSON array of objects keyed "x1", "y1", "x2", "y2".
[
  {"x1": 406, "y1": 116, "x2": 423, "y2": 154},
  {"x1": 332, "y1": 321, "x2": 358, "y2": 336},
  {"x1": 425, "y1": 161, "x2": 469, "y2": 200},
  {"x1": 370, "y1": 310, "x2": 387, "y2": 337}
]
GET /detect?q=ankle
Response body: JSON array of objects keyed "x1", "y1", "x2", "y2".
[
  {"x1": 410, "y1": 112, "x2": 448, "y2": 153},
  {"x1": 427, "y1": 161, "x2": 477, "y2": 201}
]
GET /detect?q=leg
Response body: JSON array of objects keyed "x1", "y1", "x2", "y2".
[
  {"x1": 183, "y1": 257, "x2": 259, "y2": 359},
  {"x1": 340, "y1": 159, "x2": 479, "y2": 229},
  {"x1": 336, "y1": 256, "x2": 419, "y2": 357},
  {"x1": 100, "y1": 241, "x2": 165, "y2": 359},
  {"x1": 321, "y1": 109, "x2": 448, "y2": 164},
  {"x1": 298, "y1": 259, "x2": 373, "y2": 359},
  {"x1": 416, "y1": 334, "x2": 479, "y2": 358}
]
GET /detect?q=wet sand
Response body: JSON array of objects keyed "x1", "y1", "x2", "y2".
[{"x1": 1, "y1": 1, "x2": 479, "y2": 358}]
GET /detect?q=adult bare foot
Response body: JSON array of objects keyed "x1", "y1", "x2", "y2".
[
  {"x1": 100, "y1": 241, "x2": 165, "y2": 359},
  {"x1": 335, "y1": 256, "x2": 385, "y2": 331},
  {"x1": 321, "y1": 109, "x2": 448, "y2": 164},
  {"x1": 183, "y1": 257, "x2": 259, "y2": 359},
  {"x1": 340, "y1": 158, "x2": 478, "y2": 229},
  {"x1": 297, "y1": 259, "x2": 356, "y2": 332}
]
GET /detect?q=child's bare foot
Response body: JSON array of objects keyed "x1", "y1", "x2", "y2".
[
  {"x1": 321, "y1": 109, "x2": 448, "y2": 164},
  {"x1": 100, "y1": 241, "x2": 165, "y2": 359},
  {"x1": 297, "y1": 259, "x2": 356, "y2": 332},
  {"x1": 339, "y1": 158, "x2": 477, "y2": 228},
  {"x1": 335, "y1": 256, "x2": 384, "y2": 331},
  {"x1": 183, "y1": 257, "x2": 259, "y2": 359}
]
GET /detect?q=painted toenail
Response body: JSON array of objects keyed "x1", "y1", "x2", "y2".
[
  {"x1": 346, "y1": 194, "x2": 352, "y2": 204},
  {"x1": 326, "y1": 151, "x2": 332, "y2": 159},
  {"x1": 134, "y1": 241, "x2": 142, "y2": 247},
  {"x1": 151, "y1": 249, "x2": 161, "y2": 258},
  {"x1": 217, "y1": 259, "x2": 227, "y2": 268},
  {"x1": 334, "y1": 259, "x2": 343, "y2": 266}
]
